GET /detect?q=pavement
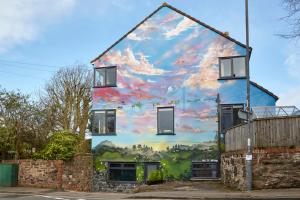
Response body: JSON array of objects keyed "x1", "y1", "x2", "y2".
[{"x1": 0, "y1": 186, "x2": 299, "y2": 200}]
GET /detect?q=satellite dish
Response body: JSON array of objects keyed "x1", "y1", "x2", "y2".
[{"x1": 238, "y1": 110, "x2": 253, "y2": 121}]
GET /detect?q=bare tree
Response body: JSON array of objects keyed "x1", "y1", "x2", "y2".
[
  {"x1": 42, "y1": 65, "x2": 92, "y2": 144},
  {"x1": 280, "y1": 0, "x2": 300, "y2": 39}
]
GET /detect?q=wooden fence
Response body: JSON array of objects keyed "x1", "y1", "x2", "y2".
[{"x1": 225, "y1": 116, "x2": 300, "y2": 152}]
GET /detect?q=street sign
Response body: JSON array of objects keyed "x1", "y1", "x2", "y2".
[{"x1": 246, "y1": 154, "x2": 252, "y2": 161}]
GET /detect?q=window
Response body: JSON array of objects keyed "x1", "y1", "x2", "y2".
[
  {"x1": 192, "y1": 161, "x2": 218, "y2": 179},
  {"x1": 220, "y1": 104, "x2": 243, "y2": 133},
  {"x1": 108, "y1": 162, "x2": 136, "y2": 182},
  {"x1": 94, "y1": 66, "x2": 117, "y2": 87},
  {"x1": 157, "y1": 107, "x2": 174, "y2": 135},
  {"x1": 219, "y1": 56, "x2": 246, "y2": 79},
  {"x1": 92, "y1": 110, "x2": 116, "y2": 135}
]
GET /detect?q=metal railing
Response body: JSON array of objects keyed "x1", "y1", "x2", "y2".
[{"x1": 252, "y1": 106, "x2": 300, "y2": 119}]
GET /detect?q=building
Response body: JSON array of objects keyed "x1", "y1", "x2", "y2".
[{"x1": 90, "y1": 3, "x2": 278, "y2": 190}]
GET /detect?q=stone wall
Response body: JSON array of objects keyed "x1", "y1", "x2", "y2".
[
  {"x1": 221, "y1": 151, "x2": 246, "y2": 190},
  {"x1": 92, "y1": 162, "x2": 136, "y2": 193},
  {"x1": 63, "y1": 154, "x2": 92, "y2": 191},
  {"x1": 221, "y1": 147, "x2": 300, "y2": 190},
  {"x1": 1, "y1": 154, "x2": 92, "y2": 192},
  {"x1": 18, "y1": 159, "x2": 63, "y2": 188}
]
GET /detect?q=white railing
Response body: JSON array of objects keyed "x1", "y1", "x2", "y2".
[{"x1": 252, "y1": 106, "x2": 300, "y2": 119}]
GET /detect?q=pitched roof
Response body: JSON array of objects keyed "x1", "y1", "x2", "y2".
[
  {"x1": 250, "y1": 81, "x2": 279, "y2": 101},
  {"x1": 91, "y1": 2, "x2": 251, "y2": 63}
]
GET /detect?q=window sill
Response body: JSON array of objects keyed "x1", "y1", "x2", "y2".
[
  {"x1": 92, "y1": 133, "x2": 117, "y2": 136},
  {"x1": 156, "y1": 133, "x2": 176, "y2": 136},
  {"x1": 107, "y1": 180, "x2": 136, "y2": 184},
  {"x1": 93, "y1": 85, "x2": 117, "y2": 88},
  {"x1": 218, "y1": 77, "x2": 246, "y2": 80}
]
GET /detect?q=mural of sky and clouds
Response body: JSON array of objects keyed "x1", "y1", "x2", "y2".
[{"x1": 91, "y1": 6, "x2": 276, "y2": 151}]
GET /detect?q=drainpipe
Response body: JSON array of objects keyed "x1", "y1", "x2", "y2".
[{"x1": 216, "y1": 94, "x2": 221, "y2": 178}]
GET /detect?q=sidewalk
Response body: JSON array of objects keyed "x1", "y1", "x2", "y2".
[{"x1": 129, "y1": 189, "x2": 300, "y2": 199}]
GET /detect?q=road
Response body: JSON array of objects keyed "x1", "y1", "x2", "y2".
[
  {"x1": 0, "y1": 192, "x2": 130, "y2": 200},
  {"x1": 0, "y1": 192, "x2": 171, "y2": 200},
  {"x1": 1, "y1": 186, "x2": 300, "y2": 200}
]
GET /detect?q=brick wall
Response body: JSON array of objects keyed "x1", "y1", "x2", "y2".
[
  {"x1": 221, "y1": 147, "x2": 300, "y2": 190},
  {"x1": 1, "y1": 154, "x2": 92, "y2": 192}
]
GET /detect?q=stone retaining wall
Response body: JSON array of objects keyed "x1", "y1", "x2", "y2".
[
  {"x1": 221, "y1": 147, "x2": 300, "y2": 190},
  {"x1": 63, "y1": 155, "x2": 92, "y2": 191},
  {"x1": 1, "y1": 154, "x2": 92, "y2": 192},
  {"x1": 92, "y1": 162, "x2": 136, "y2": 193}
]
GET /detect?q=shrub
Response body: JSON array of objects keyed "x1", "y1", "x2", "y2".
[
  {"x1": 94, "y1": 157, "x2": 107, "y2": 171},
  {"x1": 147, "y1": 169, "x2": 164, "y2": 185},
  {"x1": 136, "y1": 164, "x2": 144, "y2": 184},
  {"x1": 33, "y1": 131, "x2": 78, "y2": 161}
]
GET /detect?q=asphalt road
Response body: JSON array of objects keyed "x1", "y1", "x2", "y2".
[
  {"x1": 1, "y1": 186, "x2": 300, "y2": 200},
  {"x1": 0, "y1": 192, "x2": 170, "y2": 200}
]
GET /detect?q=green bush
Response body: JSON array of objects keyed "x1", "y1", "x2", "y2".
[
  {"x1": 147, "y1": 170, "x2": 164, "y2": 185},
  {"x1": 94, "y1": 157, "x2": 107, "y2": 171},
  {"x1": 136, "y1": 164, "x2": 144, "y2": 183},
  {"x1": 33, "y1": 131, "x2": 78, "y2": 161}
]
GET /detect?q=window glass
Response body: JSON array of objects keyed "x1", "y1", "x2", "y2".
[
  {"x1": 110, "y1": 163, "x2": 121, "y2": 168},
  {"x1": 106, "y1": 67, "x2": 116, "y2": 86},
  {"x1": 220, "y1": 59, "x2": 232, "y2": 77},
  {"x1": 93, "y1": 111, "x2": 106, "y2": 134},
  {"x1": 106, "y1": 110, "x2": 116, "y2": 134},
  {"x1": 233, "y1": 57, "x2": 246, "y2": 77},
  {"x1": 94, "y1": 66, "x2": 117, "y2": 87},
  {"x1": 221, "y1": 105, "x2": 243, "y2": 133},
  {"x1": 158, "y1": 107, "x2": 174, "y2": 134},
  {"x1": 109, "y1": 163, "x2": 136, "y2": 182},
  {"x1": 92, "y1": 110, "x2": 116, "y2": 135},
  {"x1": 95, "y1": 68, "x2": 105, "y2": 86}
]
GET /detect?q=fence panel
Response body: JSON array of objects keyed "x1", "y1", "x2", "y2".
[{"x1": 225, "y1": 116, "x2": 300, "y2": 151}]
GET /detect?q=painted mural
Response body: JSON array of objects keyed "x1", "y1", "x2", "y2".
[{"x1": 91, "y1": 5, "x2": 276, "y2": 181}]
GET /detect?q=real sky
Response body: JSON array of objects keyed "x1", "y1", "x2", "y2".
[{"x1": 0, "y1": 0, "x2": 299, "y2": 107}]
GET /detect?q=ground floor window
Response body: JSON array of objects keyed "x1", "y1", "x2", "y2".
[
  {"x1": 108, "y1": 162, "x2": 136, "y2": 182},
  {"x1": 191, "y1": 161, "x2": 218, "y2": 179}
]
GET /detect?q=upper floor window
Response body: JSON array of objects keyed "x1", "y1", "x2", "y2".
[
  {"x1": 219, "y1": 56, "x2": 246, "y2": 79},
  {"x1": 157, "y1": 107, "x2": 174, "y2": 135},
  {"x1": 94, "y1": 66, "x2": 117, "y2": 87},
  {"x1": 92, "y1": 110, "x2": 116, "y2": 135}
]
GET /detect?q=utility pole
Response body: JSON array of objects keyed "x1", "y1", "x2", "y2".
[{"x1": 245, "y1": 0, "x2": 252, "y2": 191}]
